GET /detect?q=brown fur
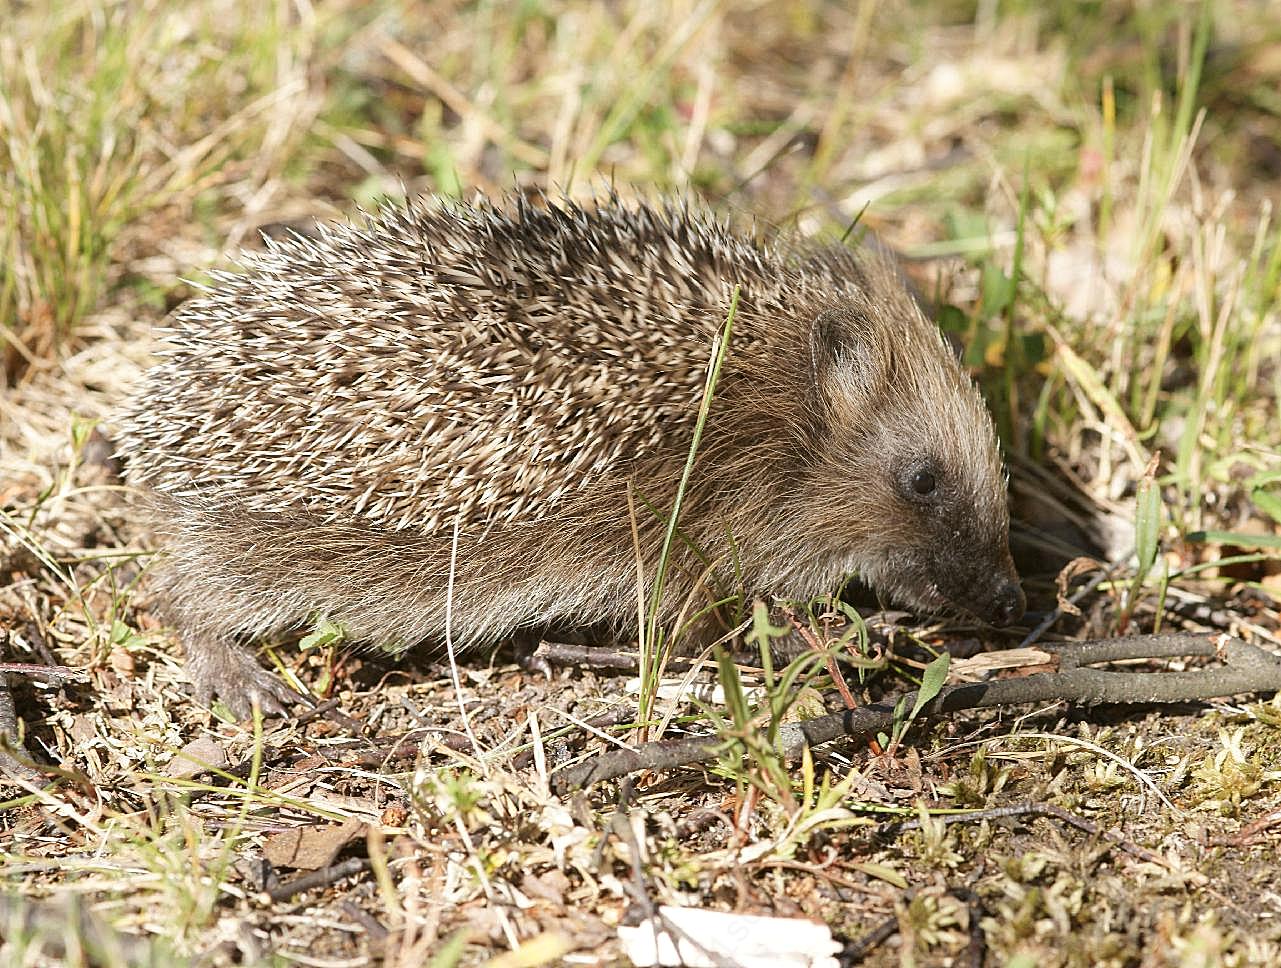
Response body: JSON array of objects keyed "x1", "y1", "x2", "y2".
[{"x1": 117, "y1": 194, "x2": 1023, "y2": 715}]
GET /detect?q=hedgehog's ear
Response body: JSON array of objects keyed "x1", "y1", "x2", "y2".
[{"x1": 809, "y1": 307, "x2": 876, "y2": 400}]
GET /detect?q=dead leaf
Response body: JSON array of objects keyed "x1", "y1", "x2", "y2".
[
  {"x1": 951, "y1": 648, "x2": 1057, "y2": 680},
  {"x1": 167, "y1": 737, "x2": 228, "y2": 779},
  {"x1": 520, "y1": 870, "x2": 570, "y2": 904},
  {"x1": 109, "y1": 650, "x2": 135, "y2": 677},
  {"x1": 1056, "y1": 557, "x2": 1105, "y2": 616},
  {"x1": 263, "y1": 817, "x2": 366, "y2": 871}
]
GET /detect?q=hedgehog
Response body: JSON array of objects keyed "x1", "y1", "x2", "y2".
[{"x1": 116, "y1": 193, "x2": 1025, "y2": 717}]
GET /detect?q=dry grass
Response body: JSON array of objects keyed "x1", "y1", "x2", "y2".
[{"x1": 2, "y1": 0, "x2": 1281, "y2": 965}]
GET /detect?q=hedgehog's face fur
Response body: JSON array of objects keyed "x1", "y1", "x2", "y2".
[{"x1": 765, "y1": 293, "x2": 1024, "y2": 628}]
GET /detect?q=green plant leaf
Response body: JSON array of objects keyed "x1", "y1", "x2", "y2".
[
  {"x1": 908, "y1": 652, "x2": 951, "y2": 723},
  {"x1": 936, "y1": 303, "x2": 969, "y2": 336},
  {"x1": 1134, "y1": 462, "x2": 1163, "y2": 580},
  {"x1": 1248, "y1": 471, "x2": 1281, "y2": 526},
  {"x1": 1186, "y1": 530, "x2": 1281, "y2": 551},
  {"x1": 981, "y1": 263, "x2": 1014, "y2": 317},
  {"x1": 299, "y1": 619, "x2": 347, "y2": 650}
]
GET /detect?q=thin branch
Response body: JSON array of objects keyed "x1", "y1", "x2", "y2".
[
  {"x1": 0, "y1": 662, "x2": 90, "y2": 683},
  {"x1": 550, "y1": 633, "x2": 1281, "y2": 794},
  {"x1": 265, "y1": 858, "x2": 371, "y2": 904}
]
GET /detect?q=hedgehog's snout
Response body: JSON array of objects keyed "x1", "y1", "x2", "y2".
[
  {"x1": 985, "y1": 579, "x2": 1026, "y2": 628},
  {"x1": 924, "y1": 545, "x2": 1025, "y2": 629},
  {"x1": 949, "y1": 564, "x2": 1025, "y2": 627}
]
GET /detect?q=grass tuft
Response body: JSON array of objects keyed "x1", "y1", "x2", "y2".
[{"x1": 0, "y1": 0, "x2": 336, "y2": 384}]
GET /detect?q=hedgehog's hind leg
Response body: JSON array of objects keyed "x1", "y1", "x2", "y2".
[
  {"x1": 180, "y1": 629, "x2": 304, "y2": 719},
  {"x1": 155, "y1": 567, "x2": 311, "y2": 718},
  {"x1": 146, "y1": 498, "x2": 315, "y2": 718}
]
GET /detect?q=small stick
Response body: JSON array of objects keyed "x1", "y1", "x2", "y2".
[
  {"x1": 845, "y1": 904, "x2": 902, "y2": 963},
  {"x1": 533, "y1": 641, "x2": 714, "y2": 675},
  {"x1": 339, "y1": 900, "x2": 390, "y2": 943},
  {"x1": 550, "y1": 633, "x2": 1281, "y2": 794},
  {"x1": 0, "y1": 662, "x2": 90, "y2": 683},
  {"x1": 265, "y1": 858, "x2": 371, "y2": 904},
  {"x1": 1206, "y1": 807, "x2": 1281, "y2": 847},
  {"x1": 533, "y1": 641, "x2": 645, "y2": 672}
]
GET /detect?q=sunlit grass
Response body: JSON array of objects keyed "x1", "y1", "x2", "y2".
[{"x1": 0, "y1": 0, "x2": 337, "y2": 383}]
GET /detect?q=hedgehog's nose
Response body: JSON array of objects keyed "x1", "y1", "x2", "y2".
[{"x1": 990, "y1": 580, "x2": 1026, "y2": 627}]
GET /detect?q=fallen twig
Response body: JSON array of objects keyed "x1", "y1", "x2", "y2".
[
  {"x1": 1206, "y1": 807, "x2": 1281, "y2": 848},
  {"x1": 264, "y1": 857, "x2": 371, "y2": 904},
  {"x1": 0, "y1": 662, "x2": 91, "y2": 683},
  {"x1": 534, "y1": 640, "x2": 691, "y2": 674},
  {"x1": 550, "y1": 633, "x2": 1281, "y2": 794},
  {"x1": 339, "y1": 899, "x2": 390, "y2": 943}
]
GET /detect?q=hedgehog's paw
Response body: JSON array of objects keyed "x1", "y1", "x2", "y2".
[{"x1": 183, "y1": 636, "x2": 305, "y2": 720}]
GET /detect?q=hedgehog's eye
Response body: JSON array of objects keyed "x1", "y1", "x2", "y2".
[
  {"x1": 898, "y1": 460, "x2": 942, "y2": 504},
  {"x1": 911, "y1": 469, "x2": 936, "y2": 495}
]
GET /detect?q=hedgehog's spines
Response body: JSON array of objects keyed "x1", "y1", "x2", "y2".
[{"x1": 119, "y1": 193, "x2": 978, "y2": 541}]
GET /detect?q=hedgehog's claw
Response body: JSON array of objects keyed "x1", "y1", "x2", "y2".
[{"x1": 183, "y1": 636, "x2": 305, "y2": 720}]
